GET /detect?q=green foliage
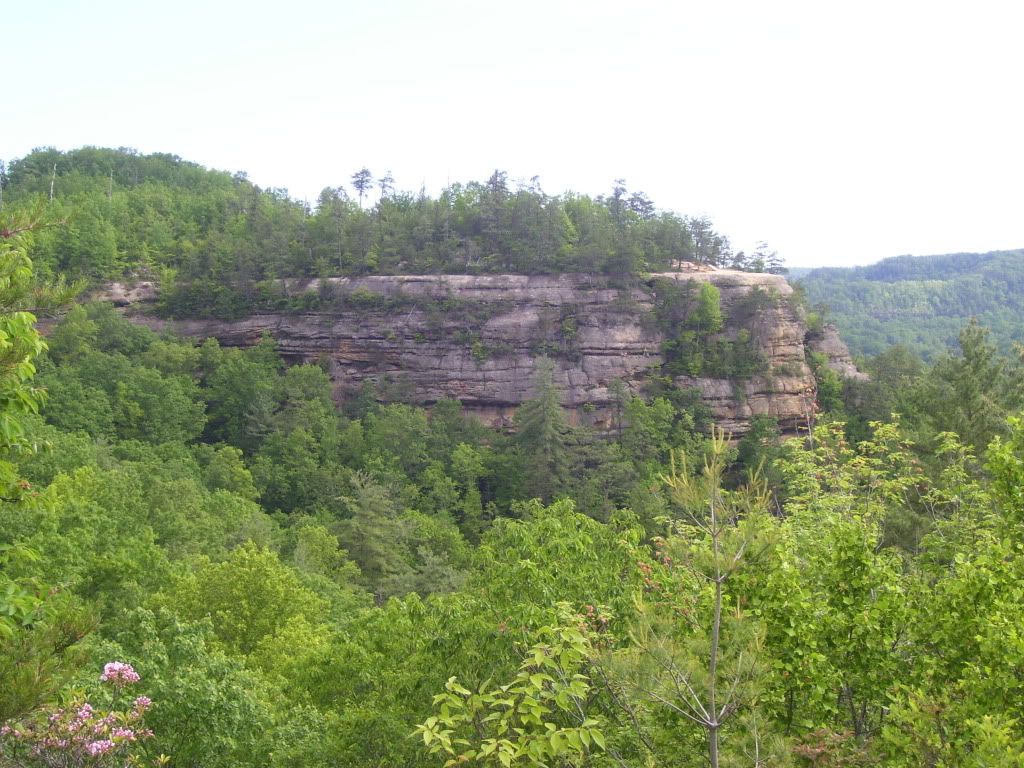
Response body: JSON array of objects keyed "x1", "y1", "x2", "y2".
[
  {"x1": 417, "y1": 605, "x2": 608, "y2": 767},
  {"x1": 808, "y1": 351, "x2": 845, "y2": 414},
  {"x1": 920, "y1": 319, "x2": 1023, "y2": 451},
  {"x1": 513, "y1": 358, "x2": 570, "y2": 502},
  {"x1": 163, "y1": 542, "x2": 328, "y2": 655},
  {"x1": 0, "y1": 590, "x2": 92, "y2": 722},
  {"x1": 651, "y1": 278, "x2": 765, "y2": 379},
  {"x1": 472, "y1": 498, "x2": 646, "y2": 630},
  {"x1": 614, "y1": 432, "x2": 784, "y2": 767},
  {"x1": 9, "y1": 154, "x2": 1024, "y2": 767},
  {"x1": 0, "y1": 216, "x2": 50, "y2": 642},
  {"x1": 797, "y1": 248, "x2": 1024, "y2": 359},
  {"x1": 101, "y1": 607, "x2": 277, "y2": 768},
  {"x1": 692, "y1": 282, "x2": 724, "y2": 334},
  {"x1": 0, "y1": 217, "x2": 47, "y2": 486},
  {"x1": 987, "y1": 415, "x2": 1024, "y2": 524},
  {"x1": 4, "y1": 148, "x2": 744, "y2": 298}
]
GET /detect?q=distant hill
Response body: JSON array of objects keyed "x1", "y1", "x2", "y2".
[{"x1": 796, "y1": 250, "x2": 1024, "y2": 360}]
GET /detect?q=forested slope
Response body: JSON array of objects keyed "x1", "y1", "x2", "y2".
[
  {"x1": 4, "y1": 149, "x2": 1024, "y2": 767},
  {"x1": 3, "y1": 147, "x2": 779, "y2": 300},
  {"x1": 797, "y1": 249, "x2": 1024, "y2": 359}
]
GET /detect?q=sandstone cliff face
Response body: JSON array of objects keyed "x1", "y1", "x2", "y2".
[
  {"x1": 102, "y1": 271, "x2": 861, "y2": 435},
  {"x1": 806, "y1": 324, "x2": 869, "y2": 381}
]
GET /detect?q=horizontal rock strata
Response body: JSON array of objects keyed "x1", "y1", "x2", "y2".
[{"x1": 99, "y1": 271, "x2": 860, "y2": 435}]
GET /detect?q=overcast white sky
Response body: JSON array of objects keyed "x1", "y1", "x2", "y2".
[{"x1": 5, "y1": 0, "x2": 1023, "y2": 267}]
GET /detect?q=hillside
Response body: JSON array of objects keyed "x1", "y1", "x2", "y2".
[
  {"x1": 3, "y1": 146, "x2": 774, "y2": 298},
  {"x1": 6, "y1": 147, "x2": 1024, "y2": 768},
  {"x1": 796, "y1": 249, "x2": 1024, "y2": 359}
]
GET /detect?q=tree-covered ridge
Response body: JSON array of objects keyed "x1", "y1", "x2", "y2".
[
  {"x1": 8, "y1": 153, "x2": 1024, "y2": 767},
  {"x1": 796, "y1": 249, "x2": 1024, "y2": 359},
  {"x1": 2, "y1": 147, "x2": 781, "y2": 290}
]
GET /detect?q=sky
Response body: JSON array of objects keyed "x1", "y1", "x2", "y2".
[{"x1": 5, "y1": 0, "x2": 1023, "y2": 268}]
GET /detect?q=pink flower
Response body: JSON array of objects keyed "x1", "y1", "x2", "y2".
[
  {"x1": 133, "y1": 696, "x2": 152, "y2": 711},
  {"x1": 77, "y1": 703, "x2": 94, "y2": 720},
  {"x1": 86, "y1": 739, "x2": 114, "y2": 756},
  {"x1": 111, "y1": 727, "x2": 136, "y2": 741},
  {"x1": 100, "y1": 662, "x2": 140, "y2": 686}
]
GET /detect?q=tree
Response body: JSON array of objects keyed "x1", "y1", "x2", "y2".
[
  {"x1": 690, "y1": 282, "x2": 724, "y2": 334},
  {"x1": 417, "y1": 605, "x2": 608, "y2": 767},
  {"x1": 513, "y1": 358, "x2": 569, "y2": 502},
  {"x1": 106, "y1": 607, "x2": 277, "y2": 768},
  {"x1": 627, "y1": 190, "x2": 656, "y2": 220},
  {"x1": 877, "y1": 417, "x2": 1024, "y2": 764},
  {"x1": 923, "y1": 319, "x2": 1022, "y2": 452},
  {"x1": 616, "y1": 430, "x2": 780, "y2": 768},
  {"x1": 0, "y1": 212, "x2": 49, "y2": 635},
  {"x1": 335, "y1": 472, "x2": 413, "y2": 600},
  {"x1": 377, "y1": 171, "x2": 395, "y2": 200},
  {"x1": 687, "y1": 216, "x2": 729, "y2": 267},
  {"x1": 165, "y1": 542, "x2": 327, "y2": 655},
  {"x1": 987, "y1": 415, "x2": 1024, "y2": 525},
  {"x1": 0, "y1": 215, "x2": 48, "y2": 465},
  {"x1": 767, "y1": 421, "x2": 911, "y2": 739},
  {"x1": 749, "y1": 242, "x2": 785, "y2": 275},
  {"x1": 351, "y1": 168, "x2": 373, "y2": 209},
  {"x1": 201, "y1": 340, "x2": 281, "y2": 451}
]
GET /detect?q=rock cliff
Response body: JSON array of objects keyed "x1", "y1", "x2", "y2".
[
  {"x1": 806, "y1": 324, "x2": 869, "y2": 382},
  {"x1": 100, "y1": 270, "x2": 862, "y2": 435}
]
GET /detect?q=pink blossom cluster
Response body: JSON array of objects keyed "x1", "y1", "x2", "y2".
[
  {"x1": 0, "y1": 663, "x2": 154, "y2": 767},
  {"x1": 99, "y1": 661, "x2": 141, "y2": 686},
  {"x1": 85, "y1": 740, "x2": 114, "y2": 756}
]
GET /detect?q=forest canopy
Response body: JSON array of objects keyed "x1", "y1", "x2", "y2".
[
  {"x1": 795, "y1": 249, "x2": 1024, "y2": 359},
  {"x1": 3, "y1": 147, "x2": 1024, "y2": 767},
  {"x1": 1, "y1": 147, "x2": 783, "y2": 293}
]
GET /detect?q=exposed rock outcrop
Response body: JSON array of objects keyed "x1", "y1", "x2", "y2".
[
  {"x1": 806, "y1": 324, "x2": 869, "y2": 381},
  {"x1": 98, "y1": 271, "x2": 862, "y2": 435}
]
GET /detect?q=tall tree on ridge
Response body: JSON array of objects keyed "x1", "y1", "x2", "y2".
[{"x1": 351, "y1": 167, "x2": 373, "y2": 209}]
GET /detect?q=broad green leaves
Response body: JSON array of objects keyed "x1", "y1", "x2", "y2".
[{"x1": 417, "y1": 606, "x2": 608, "y2": 767}]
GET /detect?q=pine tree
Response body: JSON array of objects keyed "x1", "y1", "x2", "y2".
[{"x1": 514, "y1": 358, "x2": 570, "y2": 502}]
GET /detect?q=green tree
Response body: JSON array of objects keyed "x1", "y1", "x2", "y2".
[
  {"x1": 0, "y1": 213, "x2": 49, "y2": 641},
  {"x1": 923, "y1": 319, "x2": 1022, "y2": 452},
  {"x1": 201, "y1": 339, "x2": 281, "y2": 451},
  {"x1": 690, "y1": 282, "x2": 723, "y2": 334},
  {"x1": 104, "y1": 607, "x2": 277, "y2": 768},
  {"x1": 335, "y1": 472, "x2": 414, "y2": 600},
  {"x1": 615, "y1": 431, "x2": 780, "y2": 768},
  {"x1": 417, "y1": 605, "x2": 608, "y2": 767},
  {"x1": 165, "y1": 542, "x2": 327, "y2": 655},
  {"x1": 0, "y1": 217, "x2": 47, "y2": 493},
  {"x1": 351, "y1": 168, "x2": 373, "y2": 209},
  {"x1": 513, "y1": 358, "x2": 569, "y2": 502}
]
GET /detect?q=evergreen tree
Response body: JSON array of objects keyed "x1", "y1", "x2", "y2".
[
  {"x1": 925, "y1": 319, "x2": 1022, "y2": 451},
  {"x1": 513, "y1": 358, "x2": 569, "y2": 502},
  {"x1": 335, "y1": 472, "x2": 412, "y2": 601},
  {"x1": 350, "y1": 168, "x2": 373, "y2": 209}
]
